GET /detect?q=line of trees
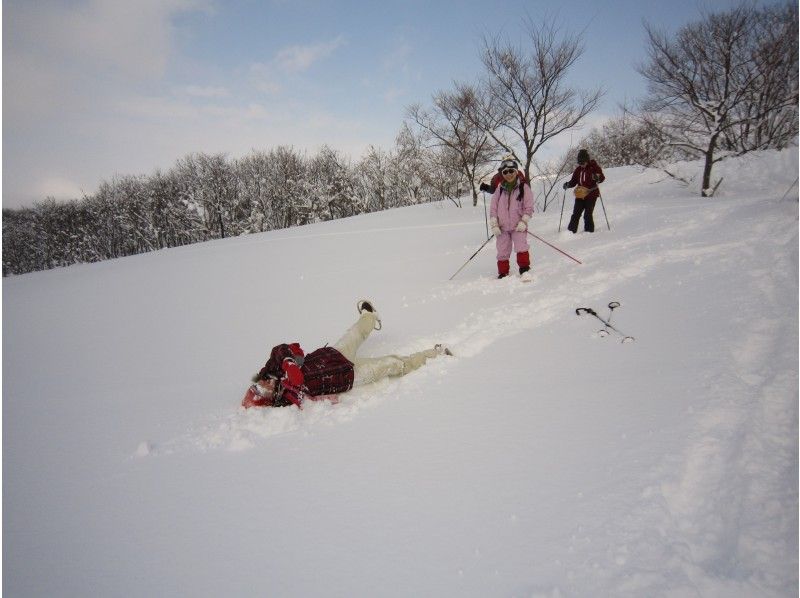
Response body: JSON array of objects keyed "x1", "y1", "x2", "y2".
[
  {"x1": 408, "y1": 3, "x2": 796, "y2": 203},
  {"x1": 2, "y1": 141, "x2": 463, "y2": 276},
  {"x1": 4, "y1": 3, "x2": 797, "y2": 276}
]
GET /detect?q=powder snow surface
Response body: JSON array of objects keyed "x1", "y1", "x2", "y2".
[{"x1": 4, "y1": 149, "x2": 798, "y2": 597}]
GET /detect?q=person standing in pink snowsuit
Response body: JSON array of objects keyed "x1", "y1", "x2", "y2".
[{"x1": 489, "y1": 158, "x2": 534, "y2": 278}]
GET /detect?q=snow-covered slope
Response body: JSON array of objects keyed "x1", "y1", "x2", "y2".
[{"x1": 4, "y1": 149, "x2": 798, "y2": 597}]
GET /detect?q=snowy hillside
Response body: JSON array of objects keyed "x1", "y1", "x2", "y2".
[{"x1": 4, "y1": 149, "x2": 798, "y2": 597}]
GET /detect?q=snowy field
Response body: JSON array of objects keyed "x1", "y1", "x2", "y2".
[{"x1": 4, "y1": 149, "x2": 798, "y2": 597}]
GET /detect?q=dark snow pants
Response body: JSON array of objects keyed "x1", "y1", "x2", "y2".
[{"x1": 568, "y1": 197, "x2": 597, "y2": 233}]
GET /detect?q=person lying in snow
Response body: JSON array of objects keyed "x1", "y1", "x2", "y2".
[{"x1": 242, "y1": 300, "x2": 452, "y2": 409}]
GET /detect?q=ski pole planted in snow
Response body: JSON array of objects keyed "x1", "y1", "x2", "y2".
[
  {"x1": 598, "y1": 190, "x2": 611, "y2": 231},
  {"x1": 778, "y1": 177, "x2": 798, "y2": 202},
  {"x1": 527, "y1": 231, "x2": 582, "y2": 265},
  {"x1": 449, "y1": 235, "x2": 495, "y2": 280},
  {"x1": 558, "y1": 188, "x2": 567, "y2": 232},
  {"x1": 482, "y1": 191, "x2": 490, "y2": 240}
]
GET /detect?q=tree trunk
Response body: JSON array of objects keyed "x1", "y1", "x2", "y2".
[
  {"x1": 218, "y1": 208, "x2": 226, "y2": 238},
  {"x1": 700, "y1": 136, "x2": 718, "y2": 197}
]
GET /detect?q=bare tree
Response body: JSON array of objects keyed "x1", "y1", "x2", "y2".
[
  {"x1": 407, "y1": 85, "x2": 497, "y2": 206},
  {"x1": 531, "y1": 151, "x2": 578, "y2": 212},
  {"x1": 721, "y1": 3, "x2": 799, "y2": 153},
  {"x1": 638, "y1": 3, "x2": 798, "y2": 197},
  {"x1": 477, "y1": 17, "x2": 604, "y2": 182}
]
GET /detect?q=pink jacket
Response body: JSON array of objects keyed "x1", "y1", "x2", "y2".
[{"x1": 490, "y1": 181, "x2": 534, "y2": 231}]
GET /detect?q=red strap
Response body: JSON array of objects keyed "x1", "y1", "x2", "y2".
[
  {"x1": 282, "y1": 358, "x2": 304, "y2": 386},
  {"x1": 281, "y1": 386, "x2": 305, "y2": 409}
]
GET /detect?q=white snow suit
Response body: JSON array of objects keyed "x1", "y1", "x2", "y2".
[{"x1": 333, "y1": 312, "x2": 441, "y2": 387}]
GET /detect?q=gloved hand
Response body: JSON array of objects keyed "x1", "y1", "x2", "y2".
[
  {"x1": 479, "y1": 182, "x2": 493, "y2": 193},
  {"x1": 592, "y1": 173, "x2": 599, "y2": 182},
  {"x1": 489, "y1": 217, "x2": 501, "y2": 237},
  {"x1": 515, "y1": 220, "x2": 527, "y2": 232},
  {"x1": 562, "y1": 181, "x2": 570, "y2": 190}
]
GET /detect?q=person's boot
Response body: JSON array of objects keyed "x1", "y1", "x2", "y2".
[
  {"x1": 497, "y1": 260, "x2": 510, "y2": 279},
  {"x1": 517, "y1": 251, "x2": 530, "y2": 273},
  {"x1": 567, "y1": 215, "x2": 579, "y2": 233},
  {"x1": 357, "y1": 299, "x2": 382, "y2": 330}
]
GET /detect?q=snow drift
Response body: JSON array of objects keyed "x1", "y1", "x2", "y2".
[{"x1": 4, "y1": 149, "x2": 798, "y2": 597}]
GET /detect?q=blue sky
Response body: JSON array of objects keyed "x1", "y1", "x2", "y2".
[{"x1": 3, "y1": 0, "x2": 751, "y2": 209}]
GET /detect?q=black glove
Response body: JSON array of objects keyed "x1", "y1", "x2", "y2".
[
  {"x1": 562, "y1": 182, "x2": 570, "y2": 190},
  {"x1": 479, "y1": 182, "x2": 493, "y2": 193}
]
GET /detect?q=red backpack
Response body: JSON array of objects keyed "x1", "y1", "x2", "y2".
[
  {"x1": 301, "y1": 347, "x2": 354, "y2": 395},
  {"x1": 491, "y1": 170, "x2": 526, "y2": 189},
  {"x1": 257, "y1": 343, "x2": 304, "y2": 381},
  {"x1": 258, "y1": 343, "x2": 355, "y2": 406}
]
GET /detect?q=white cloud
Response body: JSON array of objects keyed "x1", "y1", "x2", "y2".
[
  {"x1": 5, "y1": 0, "x2": 214, "y2": 122},
  {"x1": 248, "y1": 63, "x2": 284, "y2": 96},
  {"x1": 35, "y1": 176, "x2": 86, "y2": 201},
  {"x1": 9, "y1": 0, "x2": 213, "y2": 80},
  {"x1": 382, "y1": 87, "x2": 405, "y2": 103},
  {"x1": 274, "y1": 36, "x2": 346, "y2": 71},
  {"x1": 246, "y1": 36, "x2": 346, "y2": 97},
  {"x1": 181, "y1": 85, "x2": 231, "y2": 98},
  {"x1": 382, "y1": 38, "x2": 413, "y2": 74}
]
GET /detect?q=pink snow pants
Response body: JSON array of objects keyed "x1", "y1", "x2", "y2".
[{"x1": 495, "y1": 230, "x2": 530, "y2": 260}]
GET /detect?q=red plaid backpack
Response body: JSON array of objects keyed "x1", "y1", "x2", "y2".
[
  {"x1": 258, "y1": 344, "x2": 354, "y2": 406},
  {"x1": 301, "y1": 347, "x2": 355, "y2": 395}
]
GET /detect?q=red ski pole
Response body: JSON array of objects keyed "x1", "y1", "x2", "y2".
[{"x1": 527, "y1": 231, "x2": 582, "y2": 265}]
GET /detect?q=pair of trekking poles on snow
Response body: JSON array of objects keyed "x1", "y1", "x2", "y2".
[{"x1": 576, "y1": 302, "x2": 635, "y2": 343}]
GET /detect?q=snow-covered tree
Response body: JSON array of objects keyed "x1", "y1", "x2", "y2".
[
  {"x1": 391, "y1": 123, "x2": 431, "y2": 205},
  {"x1": 174, "y1": 153, "x2": 238, "y2": 238},
  {"x1": 307, "y1": 145, "x2": 359, "y2": 221},
  {"x1": 638, "y1": 3, "x2": 798, "y2": 196},
  {"x1": 356, "y1": 145, "x2": 394, "y2": 212},
  {"x1": 579, "y1": 108, "x2": 667, "y2": 169}
]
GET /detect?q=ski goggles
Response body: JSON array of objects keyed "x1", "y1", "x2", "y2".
[{"x1": 501, "y1": 168, "x2": 517, "y2": 175}]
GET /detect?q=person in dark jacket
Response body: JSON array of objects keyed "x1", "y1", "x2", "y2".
[
  {"x1": 242, "y1": 300, "x2": 452, "y2": 409},
  {"x1": 562, "y1": 149, "x2": 605, "y2": 233}
]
